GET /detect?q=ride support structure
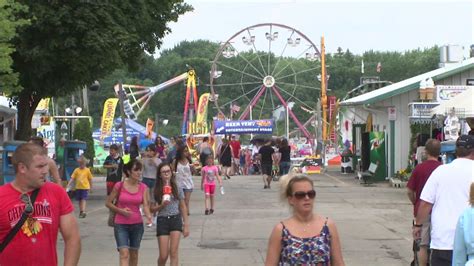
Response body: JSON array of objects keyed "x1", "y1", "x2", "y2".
[
  {"x1": 181, "y1": 69, "x2": 198, "y2": 135},
  {"x1": 114, "y1": 68, "x2": 203, "y2": 136}
]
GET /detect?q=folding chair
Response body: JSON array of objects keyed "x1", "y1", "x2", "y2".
[{"x1": 358, "y1": 162, "x2": 378, "y2": 185}]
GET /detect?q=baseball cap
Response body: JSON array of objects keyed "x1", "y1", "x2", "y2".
[{"x1": 456, "y1": 135, "x2": 474, "y2": 149}]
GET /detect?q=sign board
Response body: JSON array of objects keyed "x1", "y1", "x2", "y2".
[
  {"x1": 436, "y1": 85, "x2": 474, "y2": 102},
  {"x1": 388, "y1": 107, "x2": 397, "y2": 121},
  {"x1": 213, "y1": 119, "x2": 273, "y2": 135},
  {"x1": 360, "y1": 76, "x2": 380, "y2": 85},
  {"x1": 408, "y1": 102, "x2": 439, "y2": 119}
]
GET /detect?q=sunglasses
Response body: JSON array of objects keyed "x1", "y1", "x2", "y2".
[
  {"x1": 20, "y1": 194, "x2": 34, "y2": 215},
  {"x1": 293, "y1": 190, "x2": 316, "y2": 200}
]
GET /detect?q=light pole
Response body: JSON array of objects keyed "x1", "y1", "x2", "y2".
[{"x1": 65, "y1": 104, "x2": 83, "y2": 139}]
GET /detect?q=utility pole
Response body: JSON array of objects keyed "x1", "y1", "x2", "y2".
[
  {"x1": 321, "y1": 36, "x2": 328, "y2": 142},
  {"x1": 118, "y1": 83, "x2": 128, "y2": 152},
  {"x1": 82, "y1": 85, "x2": 89, "y2": 115}
]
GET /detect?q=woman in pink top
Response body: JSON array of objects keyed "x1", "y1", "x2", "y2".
[
  {"x1": 106, "y1": 159, "x2": 152, "y2": 266},
  {"x1": 201, "y1": 156, "x2": 223, "y2": 215}
]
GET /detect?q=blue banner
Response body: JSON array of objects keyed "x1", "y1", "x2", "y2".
[
  {"x1": 92, "y1": 118, "x2": 170, "y2": 147},
  {"x1": 213, "y1": 120, "x2": 274, "y2": 135}
]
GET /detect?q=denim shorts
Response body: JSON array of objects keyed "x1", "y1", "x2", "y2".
[
  {"x1": 183, "y1": 188, "x2": 193, "y2": 193},
  {"x1": 141, "y1": 177, "x2": 156, "y2": 190},
  {"x1": 156, "y1": 214, "x2": 183, "y2": 236},
  {"x1": 114, "y1": 223, "x2": 144, "y2": 250}
]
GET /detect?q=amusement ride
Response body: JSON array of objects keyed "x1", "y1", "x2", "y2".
[{"x1": 112, "y1": 23, "x2": 337, "y2": 164}]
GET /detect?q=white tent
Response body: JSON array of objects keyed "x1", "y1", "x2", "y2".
[{"x1": 431, "y1": 89, "x2": 474, "y2": 117}]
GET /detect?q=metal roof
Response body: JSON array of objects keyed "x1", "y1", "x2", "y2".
[{"x1": 340, "y1": 58, "x2": 474, "y2": 106}]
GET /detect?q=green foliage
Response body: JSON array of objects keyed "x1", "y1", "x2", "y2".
[
  {"x1": 62, "y1": 41, "x2": 440, "y2": 139},
  {"x1": 73, "y1": 119, "x2": 95, "y2": 166},
  {"x1": 0, "y1": 0, "x2": 28, "y2": 92},
  {"x1": 10, "y1": 0, "x2": 192, "y2": 140}
]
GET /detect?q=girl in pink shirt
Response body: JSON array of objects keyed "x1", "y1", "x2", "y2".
[
  {"x1": 201, "y1": 156, "x2": 223, "y2": 215},
  {"x1": 106, "y1": 159, "x2": 152, "y2": 266}
]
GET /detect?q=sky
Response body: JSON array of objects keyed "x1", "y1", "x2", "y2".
[{"x1": 155, "y1": 0, "x2": 473, "y2": 57}]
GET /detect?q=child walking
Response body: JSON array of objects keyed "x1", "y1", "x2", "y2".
[
  {"x1": 201, "y1": 156, "x2": 223, "y2": 215},
  {"x1": 173, "y1": 146, "x2": 194, "y2": 215},
  {"x1": 67, "y1": 155, "x2": 93, "y2": 218},
  {"x1": 151, "y1": 163, "x2": 189, "y2": 266}
]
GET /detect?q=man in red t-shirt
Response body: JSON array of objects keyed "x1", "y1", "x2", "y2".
[
  {"x1": 406, "y1": 139, "x2": 441, "y2": 266},
  {"x1": 0, "y1": 143, "x2": 81, "y2": 265},
  {"x1": 229, "y1": 136, "x2": 241, "y2": 175}
]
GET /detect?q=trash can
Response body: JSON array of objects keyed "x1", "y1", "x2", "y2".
[
  {"x1": 341, "y1": 149, "x2": 353, "y2": 174},
  {"x1": 2, "y1": 141, "x2": 27, "y2": 185},
  {"x1": 63, "y1": 141, "x2": 87, "y2": 182}
]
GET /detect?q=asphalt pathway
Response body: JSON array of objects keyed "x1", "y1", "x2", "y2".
[{"x1": 58, "y1": 170, "x2": 414, "y2": 265}]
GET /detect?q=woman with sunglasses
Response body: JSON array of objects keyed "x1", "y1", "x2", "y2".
[
  {"x1": 265, "y1": 174, "x2": 345, "y2": 266},
  {"x1": 151, "y1": 163, "x2": 190, "y2": 266},
  {"x1": 106, "y1": 159, "x2": 152, "y2": 266}
]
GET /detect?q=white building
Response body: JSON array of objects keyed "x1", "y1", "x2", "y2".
[
  {"x1": 340, "y1": 57, "x2": 474, "y2": 178},
  {"x1": 0, "y1": 96, "x2": 17, "y2": 145}
]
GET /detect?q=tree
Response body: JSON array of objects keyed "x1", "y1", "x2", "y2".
[
  {"x1": 79, "y1": 40, "x2": 440, "y2": 138},
  {"x1": 0, "y1": 0, "x2": 28, "y2": 91},
  {"x1": 9, "y1": 1, "x2": 192, "y2": 140},
  {"x1": 73, "y1": 119, "x2": 95, "y2": 166}
]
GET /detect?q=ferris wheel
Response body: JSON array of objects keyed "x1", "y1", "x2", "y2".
[{"x1": 209, "y1": 23, "x2": 322, "y2": 141}]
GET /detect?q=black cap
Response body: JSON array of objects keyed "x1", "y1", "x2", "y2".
[{"x1": 456, "y1": 135, "x2": 474, "y2": 149}]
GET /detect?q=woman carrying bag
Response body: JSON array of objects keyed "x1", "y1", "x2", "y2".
[{"x1": 106, "y1": 159, "x2": 152, "y2": 266}]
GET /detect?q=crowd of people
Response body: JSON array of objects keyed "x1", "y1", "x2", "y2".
[
  {"x1": 408, "y1": 134, "x2": 474, "y2": 266},
  {"x1": 1, "y1": 132, "x2": 473, "y2": 265}
]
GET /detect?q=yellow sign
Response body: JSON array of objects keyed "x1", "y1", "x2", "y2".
[
  {"x1": 195, "y1": 93, "x2": 210, "y2": 134},
  {"x1": 36, "y1": 98, "x2": 50, "y2": 111},
  {"x1": 100, "y1": 98, "x2": 119, "y2": 140}
]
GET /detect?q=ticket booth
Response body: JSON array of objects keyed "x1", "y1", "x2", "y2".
[
  {"x1": 1, "y1": 141, "x2": 27, "y2": 185},
  {"x1": 63, "y1": 141, "x2": 87, "y2": 181}
]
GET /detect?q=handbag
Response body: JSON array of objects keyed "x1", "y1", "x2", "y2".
[
  {"x1": 0, "y1": 188, "x2": 40, "y2": 253},
  {"x1": 107, "y1": 182, "x2": 123, "y2": 227}
]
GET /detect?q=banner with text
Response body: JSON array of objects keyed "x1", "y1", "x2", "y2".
[
  {"x1": 100, "y1": 98, "x2": 119, "y2": 140},
  {"x1": 213, "y1": 119, "x2": 274, "y2": 135},
  {"x1": 195, "y1": 93, "x2": 210, "y2": 134}
]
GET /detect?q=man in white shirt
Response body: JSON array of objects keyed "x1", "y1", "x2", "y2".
[{"x1": 414, "y1": 135, "x2": 474, "y2": 266}]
